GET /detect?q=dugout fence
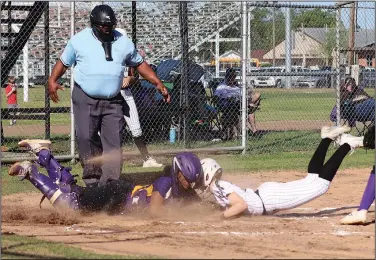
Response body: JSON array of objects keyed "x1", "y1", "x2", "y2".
[{"x1": 1, "y1": 1, "x2": 375, "y2": 162}]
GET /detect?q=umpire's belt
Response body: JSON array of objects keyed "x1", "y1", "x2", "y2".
[
  {"x1": 255, "y1": 189, "x2": 267, "y2": 215},
  {"x1": 74, "y1": 82, "x2": 123, "y2": 101}
]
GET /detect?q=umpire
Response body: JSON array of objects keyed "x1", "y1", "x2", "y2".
[{"x1": 48, "y1": 4, "x2": 170, "y2": 188}]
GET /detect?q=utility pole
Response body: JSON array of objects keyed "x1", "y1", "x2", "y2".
[
  {"x1": 347, "y1": 2, "x2": 356, "y2": 65},
  {"x1": 285, "y1": 6, "x2": 291, "y2": 88}
]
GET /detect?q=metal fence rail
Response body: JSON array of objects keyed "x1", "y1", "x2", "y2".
[{"x1": 1, "y1": 1, "x2": 375, "y2": 163}]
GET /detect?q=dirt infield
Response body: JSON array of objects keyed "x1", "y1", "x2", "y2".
[{"x1": 2, "y1": 168, "x2": 375, "y2": 259}]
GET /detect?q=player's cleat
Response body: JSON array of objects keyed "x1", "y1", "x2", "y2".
[
  {"x1": 143, "y1": 157, "x2": 163, "y2": 168},
  {"x1": 337, "y1": 134, "x2": 364, "y2": 150},
  {"x1": 321, "y1": 125, "x2": 351, "y2": 140},
  {"x1": 340, "y1": 210, "x2": 367, "y2": 225},
  {"x1": 18, "y1": 139, "x2": 51, "y2": 153},
  {"x1": 8, "y1": 161, "x2": 32, "y2": 178}
]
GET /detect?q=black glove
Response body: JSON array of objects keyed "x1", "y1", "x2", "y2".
[{"x1": 363, "y1": 125, "x2": 375, "y2": 149}]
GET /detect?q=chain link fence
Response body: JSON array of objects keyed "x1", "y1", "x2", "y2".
[{"x1": 1, "y1": 1, "x2": 375, "y2": 162}]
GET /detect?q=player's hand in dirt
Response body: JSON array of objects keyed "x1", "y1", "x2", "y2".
[{"x1": 48, "y1": 80, "x2": 65, "y2": 103}]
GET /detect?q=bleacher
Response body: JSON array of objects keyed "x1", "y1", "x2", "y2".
[{"x1": 1, "y1": 2, "x2": 241, "y2": 76}]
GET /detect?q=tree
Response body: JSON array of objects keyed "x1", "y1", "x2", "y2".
[
  {"x1": 292, "y1": 8, "x2": 336, "y2": 30},
  {"x1": 320, "y1": 26, "x2": 348, "y2": 66},
  {"x1": 248, "y1": 7, "x2": 286, "y2": 51}
]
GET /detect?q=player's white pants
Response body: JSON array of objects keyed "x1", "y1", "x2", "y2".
[
  {"x1": 120, "y1": 89, "x2": 142, "y2": 138},
  {"x1": 257, "y1": 173, "x2": 330, "y2": 214}
]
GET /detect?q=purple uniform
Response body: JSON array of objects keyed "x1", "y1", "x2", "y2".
[{"x1": 124, "y1": 176, "x2": 173, "y2": 209}]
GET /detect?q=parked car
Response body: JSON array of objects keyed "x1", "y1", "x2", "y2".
[
  {"x1": 252, "y1": 66, "x2": 302, "y2": 88},
  {"x1": 296, "y1": 68, "x2": 332, "y2": 88},
  {"x1": 360, "y1": 70, "x2": 376, "y2": 88}
]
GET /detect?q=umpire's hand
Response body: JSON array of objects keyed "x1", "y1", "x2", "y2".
[
  {"x1": 156, "y1": 83, "x2": 171, "y2": 103},
  {"x1": 48, "y1": 80, "x2": 65, "y2": 103}
]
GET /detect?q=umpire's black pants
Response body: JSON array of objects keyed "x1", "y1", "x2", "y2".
[{"x1": 72, "y1": 83, "x2": 125, "y2": 187}]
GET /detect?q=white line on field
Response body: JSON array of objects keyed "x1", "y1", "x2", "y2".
[
  {"x1": 64, "y1": 228, "x2": 373, "y2": 237},
  {"x1": 63, "y1": 223, "x2": 374, "y2": 238}
]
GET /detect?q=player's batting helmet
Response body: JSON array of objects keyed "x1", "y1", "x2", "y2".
[
  {"x1": 171, "y1": 152, "x2": 202, "y2": 196},
  {"x1": 200, "y1": 158, "x2": 222, "y2": 190}
]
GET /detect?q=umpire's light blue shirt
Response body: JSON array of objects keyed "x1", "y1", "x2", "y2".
[{"x1": 60, "y1": 28, "x2": 143, "y2": 99}]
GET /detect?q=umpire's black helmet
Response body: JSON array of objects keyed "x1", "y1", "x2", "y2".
[{"x1": 90, "y1": 4, "x2": 117, "y2": 26}]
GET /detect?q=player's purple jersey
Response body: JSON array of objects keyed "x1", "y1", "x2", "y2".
[{"x1": 124, "y1": 176, "x2": 172, "y2": 209}]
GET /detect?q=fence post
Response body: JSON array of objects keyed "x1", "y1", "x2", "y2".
[
  {"x1": 70, "y1": 2, "x2": 76, "y2": 163},
  {"x1": 241, "y1": 2, "x2": 248, "y2": 154},
  {"x1": 285, "y1": 6, "x2": 291, "y2": 89},
  {"x1": 132, "y1": 1, "x2": 137, "y2": 46},
  {"x1": 335, "y1": 5, "x2": 341, "y2": 126},
  {"x1": 179, "y1": 1, "x2": 189, "y2": 148},
  {"x1": 44, "y1": 2, "x2": 50, "y2": 139},
  {"x1": 0, "y1": 2, "x2": 2, "y2": 149}
]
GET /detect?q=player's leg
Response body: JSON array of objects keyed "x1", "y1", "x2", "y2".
[
  {"x1": 258, "y1": 127, "x2": 353, "y2": 214},
  {"x1": 8, "y1": 160, "x2": 133, "y2": 213},
  {"x1": 18, "y1": 139, "x2": 77, "y2": 185},
  {"x1": 122, "y1": 91, "x2": 162, "y2": 168},
  {"x1": 341, "y1": 166, "x2": 375, "y2": 225},
  {"x1": 308, "y1": 125, "x2": 351, "y2": 175},
  {"x1": 319, "y1": 134, "x2": 364, "y2": 182},
  {"x1": 8, "y1": 161, "x2": 81, "y2": 210}
]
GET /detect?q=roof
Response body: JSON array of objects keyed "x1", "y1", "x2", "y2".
[
  {"x1": 220, "y1": 50, "x2": 241, "y2": 59},
  {"x1": 251, "y1": 49, "x2": 266, "y2": 60},
  {"x1": 300, "y1": 27, "x2": 375, "y2": 48}
]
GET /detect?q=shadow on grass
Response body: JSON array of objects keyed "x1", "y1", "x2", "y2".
[{"x1": 247, "y1": 130, "x2": 317, "y2": 154}]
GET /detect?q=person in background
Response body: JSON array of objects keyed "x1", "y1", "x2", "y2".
[
  {"x1": 341, "y1": 125, "x2": 375, "y2": 225},
  {"x1": 214, "y1": 68, "x2": 261, "y2": 140},
  {"x1": 115, "y1": 28, "x2": 163, "y2": 168},
  {"x1": 5, "y1": 76, "x2": 18, "y2": 126}
]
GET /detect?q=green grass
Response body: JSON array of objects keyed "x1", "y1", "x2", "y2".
[
  {"x1": 1, "y1": 234, "x2": 155, "y2": 259},
  {"x1": 256, "y1": 88, "x2": 337, "y2": 121},
  {"x1": 1, "y1": 86, "x2": 71, "y2": 126},
  {"x1": 3, "y1": 87, "x2": 374, "y2": 126}
]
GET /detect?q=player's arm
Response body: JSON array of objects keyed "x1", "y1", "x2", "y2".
[
  {"x1": 149, "y1": 191, "x2": 165, "y2": 217},
  {"x1": 222, "y1": 192, "x2": 248, "y2": 219}
]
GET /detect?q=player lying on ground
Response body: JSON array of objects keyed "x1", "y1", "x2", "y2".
[
  {"x1": 8, "y1": 140, "x2": 202, "y2": 216},
  {"x1": 195, "y1": 126, "x2": 365, "y2": 219},
  {"x1": 341, "y1": 125, "x2": 375, "y2": 225}
]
